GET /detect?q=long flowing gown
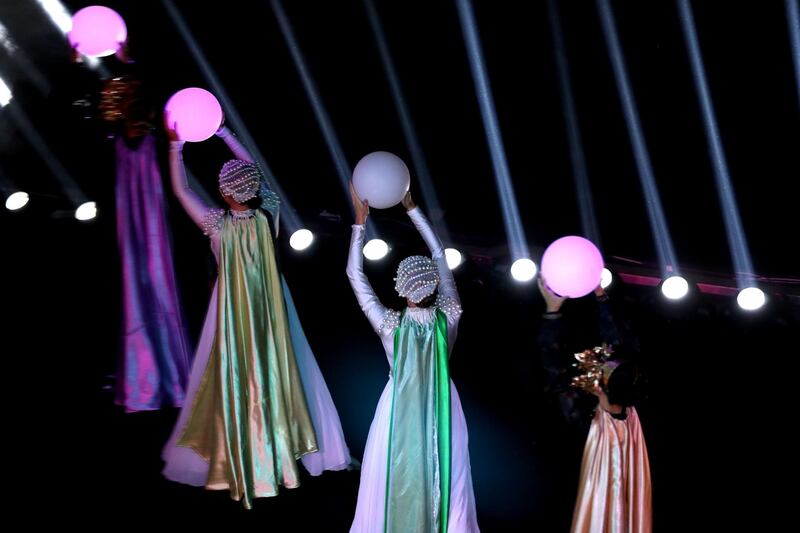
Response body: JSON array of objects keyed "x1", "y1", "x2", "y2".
[
  {"x1": 114, "y1": 134, "x2": 191, "y2": 412},
  {"x1": 347, "y1": 207, "x2": 480, "y2": 532},
  {"x1": 160, "y1": 130, "x2": 351, "y2": 508},
  {"x1": 571, "y1": 406, "x2": 652, "y2": 533}
]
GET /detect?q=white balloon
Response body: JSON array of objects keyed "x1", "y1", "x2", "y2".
[{"x1": 352, "y1": 151, "x2": 410, "y2": 209}]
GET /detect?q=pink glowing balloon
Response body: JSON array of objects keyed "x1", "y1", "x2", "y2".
[
  {"x1": 68, "y1": 6, "x2": 127, "y2": 58},
  {"x1": 541, "y1": 236, "x2": 604, "y2": 298},
  {"x1": 164, "y1": 88, "x2": 223, "y2": 143}
]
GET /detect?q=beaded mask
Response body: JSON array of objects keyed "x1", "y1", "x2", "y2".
[
  {"x1": 394, "y1": 255, "x2": 440, "y2": 304},
  {"x1": 218, "y1": 159, "x2": 262, "y2": 204}
]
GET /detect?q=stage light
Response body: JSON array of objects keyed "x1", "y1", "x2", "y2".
[
  {"x1": 363, "y1": 238, "x2": 389, "y2": 261},
  {"x1": 5, "y1": 191, "x2": 29, "y2": 211},
  {"x1": 75, "y1": 201, "x2": 97, "y2": 221},
  {"x1": 445, "y1": 248, "x2": 463, "y2": 270},
  {"x1": 511, "y1": 258, "x2": 537, "y2": 283},
  {"x1": 601, "y1": 267, "x2": 613, "y2": 289},
  {"x1": 737, "y1": 287, "x2": 766, "y2": 311},
  {"x1": 0, "y1": 76, "x2": 12, "y2": 107},
  {"x1": 289, "y1": 229, "x2": 314, "y2": 251},
  {"x1": 661, "y1": 275, "x2": 689, "y2": 300}
]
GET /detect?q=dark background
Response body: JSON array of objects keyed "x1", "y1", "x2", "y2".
[{"x1": 1, "y1": 0, "x2": 798, "y2": 529}]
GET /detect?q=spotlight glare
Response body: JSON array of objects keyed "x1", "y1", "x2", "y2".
[
  {"x1": 510, "y1": 258, "x2": 537, "y2": 282},
  {"x1": 600, "y1": 267, "x2": 613, "y2": 289},
  {"x1": 36, "y1": 0, "x2": 73, "y2": 33},
  {"x1": 0, "y1": 21, "x2": 19, "y2": 54},
  {"x1": 289, "y1": 228, "x2": 314, "y2": 251},
  {"x1": 271, "y1": 0, "x2": 352, "y2": 193},
  {"x1": 363, "y1": 238, "x2": 389, "y2": 261},
  {"x1": 598, "y1": 0, "x2": 679, "y2": 274},
  {"x1": 455, "y1": 0, "x2": 530, "y2": 262},
  {"x1": 661, "y1": 275, "x2": 689, "y2": 300},
  {"x1": 445, "y1": 248, "x2": 463, "y2": 270},
  {"x1": 75, "y1": 201, "x2": 97, "y2": 221},
  {"x1": 0, "y1": 76, "x2": 12, "y2": 107},
  {"x1": 677, "y1": 0, "x2": 756, "y2": 289},
  {"x1": 5, "y1": 191, "x2": 29, "y2": 211},
  {"x1": 737, "y1": 287, "x2": 766, "y2": 311}
]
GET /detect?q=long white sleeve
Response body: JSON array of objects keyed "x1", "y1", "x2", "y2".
[
  {"x1": 216, "y1": 127, "x2": 254, "y2": 163},
  {"x1": 407, "y1": 207, "x2": 460, "y2": 308},
  {"x1": 169, "y1": 141, "x2": 220, "y2": 233},
  {"x1": 346, "y1": 224, "x2": 397, "y2": 334}
]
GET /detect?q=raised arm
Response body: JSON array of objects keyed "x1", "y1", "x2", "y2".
[
  {"x1": 347, "y1": 224, "x2": 397, "y2": 334},
  {"x1": 166, "y1": 118, "x2": 223, "y2": 235},
  {"x1": 216, "y1": 125, "x2": 254, "y2": 163},
  {"x1": 536, "y1": 278, "x2": 570, "y2": 388},
  {"x1": 403, "y1": 193, "x2": 460, "y2": 308},
  {"x1": 346, "y1": 183, "x2": 397, "y2": 334},
  {"x1": 594, "y1": 286, "x2": 622, "y2": 347}
]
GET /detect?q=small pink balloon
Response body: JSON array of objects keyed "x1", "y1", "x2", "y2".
[
  {"x1": 164, "y1": 88, "x2": 223, "y2": 143},
  {"x1": 541, "y1": 236, "x2": 604, "y2": 298},
  {"x1": 68, "y1": 6, "x2": 127, "y2": 58}
]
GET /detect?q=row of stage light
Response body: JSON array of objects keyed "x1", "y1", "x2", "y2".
[{"x1": 2, "y1": 192, "x2": 768, "y2": 311}]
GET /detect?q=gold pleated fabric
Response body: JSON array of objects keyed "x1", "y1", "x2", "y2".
[{"x1": 179, "y1": 211, "x2": 317, "y2": 508}]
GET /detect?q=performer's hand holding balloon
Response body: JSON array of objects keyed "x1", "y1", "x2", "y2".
[
  {"x1": 215, "y1": 112, "x2": 228, "y2": 136},
  {"x1": 594, "y1": 284, "x2": 606, "y2": 298},
  {"x1": 70, "y1": 41, "x2": 83, "y2": 64},
  {"x1": 401, "y1": 190, "x2": 416, "y2": 212},
  {"x1": 163, "y1": 114, "x2": 179, "y2": 143},
  {"x1": 350, "y1": 181, "x2": 369, "y2": 225},
  {"x1": 115, "y1": 39, "x2": 132, "y2": 64},
  {"x1": 538, "y1": 276, "x2": 567, "y2": 313}
]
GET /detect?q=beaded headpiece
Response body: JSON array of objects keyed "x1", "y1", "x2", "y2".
[
  {"x1": 571, "y1": 343, "x2": 621, "y2": 393},
  {"x1": 219, "y1": 159, "x2": 262, "y2": 203},
  {"x1": 394, "y1": 255, "x2": 440, "y2": 303}
]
